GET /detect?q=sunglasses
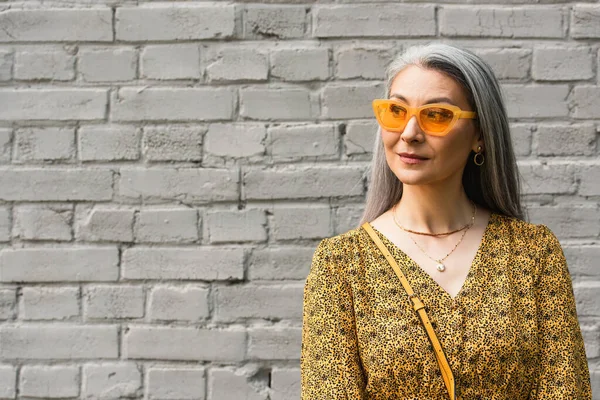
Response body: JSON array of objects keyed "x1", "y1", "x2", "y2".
[{"x1": 372, "y1": 99, "x2": 477, "y2": 136}]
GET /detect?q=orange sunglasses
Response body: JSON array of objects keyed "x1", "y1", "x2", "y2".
[{"x1": 372, "y1": 99, "x2": 477, "y2": 136}]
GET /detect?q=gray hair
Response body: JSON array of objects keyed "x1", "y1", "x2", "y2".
[{"x1": 358, "y1": 43, "x2": 524, "y2": 226}]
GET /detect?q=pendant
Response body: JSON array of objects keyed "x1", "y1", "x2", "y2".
[{"x1": 436, "y1": 263, "x2": 446, "y2": 272}]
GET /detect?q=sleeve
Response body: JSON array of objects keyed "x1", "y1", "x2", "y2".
[
  {"x1": 530, "y1": 225, "x2": 592, "y2": 399},
  {"x1": 300, "y1": 238, "x2": 367, "y2": 400}
]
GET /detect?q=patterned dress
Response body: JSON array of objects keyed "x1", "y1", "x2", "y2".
[{"x1": 301, "y1": 212, "x2": 592, "y2": 399}]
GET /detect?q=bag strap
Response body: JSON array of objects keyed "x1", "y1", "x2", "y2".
[{"x1": 362, "y1": 222, "x2": 457, "y2": 400}]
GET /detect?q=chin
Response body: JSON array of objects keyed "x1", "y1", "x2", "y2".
[{"x1": 392, "y1": 168, "x2": 433, "y2": 186}]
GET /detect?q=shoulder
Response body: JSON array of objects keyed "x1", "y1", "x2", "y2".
[
  {"x1": 313, "y1": 226, "x2": 367, "y2": 260},
  {"x1": 492, "y1": 212, "x2": 563, "y2": 256}
]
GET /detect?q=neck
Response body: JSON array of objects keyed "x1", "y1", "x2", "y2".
[{"x1": 393, "y1": 180, "x2": 474, "y2": 233}]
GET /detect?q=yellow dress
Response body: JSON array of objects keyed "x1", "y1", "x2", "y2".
[{"x1": 301, "y1": 212, "x2": 592, "y2": 399}]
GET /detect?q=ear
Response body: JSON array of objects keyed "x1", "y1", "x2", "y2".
[{"x1": 471, "y1": 131, "x2": 484, "y2": 153}]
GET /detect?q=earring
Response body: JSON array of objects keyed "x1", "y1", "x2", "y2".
[{"x1": 473, "y1": 145, "x2": 484, "y2": 166}]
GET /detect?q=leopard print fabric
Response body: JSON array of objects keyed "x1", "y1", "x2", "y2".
[{"x1": 301, "y1": 212, "x2": 592, "y2": 399}]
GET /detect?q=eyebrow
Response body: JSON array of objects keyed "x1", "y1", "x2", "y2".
[{"x1": 389, "y1": 94, "x2": 457, "y2": 106}]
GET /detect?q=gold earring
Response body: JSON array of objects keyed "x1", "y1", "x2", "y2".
[{"x1": 474, "y1": 145, "x2": 484, "y2": 166}]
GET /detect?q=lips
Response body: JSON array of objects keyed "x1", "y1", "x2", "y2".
[{"x1": 398, "y1": 152, "x2": 428, "y2": 160}]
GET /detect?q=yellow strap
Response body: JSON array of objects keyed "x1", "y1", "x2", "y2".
[{"x1": 362, "y1": 222, "x2": 457, "y2": 400}]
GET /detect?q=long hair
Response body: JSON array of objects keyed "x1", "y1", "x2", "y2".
[{"x1": 358, "y1": 43, "x2": 524, "y2": 226}]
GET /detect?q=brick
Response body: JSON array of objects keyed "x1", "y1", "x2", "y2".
[
  {"x1": 21, "y1": 287, "x2": 79, "y2": 320},
  {"x1": 0, "y1": 168, "x2": 113, "y2": 201},
  {"x1": 563, "y1": 245, "x2": 600, "y2": 277},
  {"x1": 581, "y1": 326, "x2": 600, "y2": 358},
  {"x1": 205, "y1": 123, "x2": 266, "y2": 159},
  {"x1": 141, "y1": 44, "x2": 201, "y2": 80},
  {"x1": 20, "y1": 365, "x2": 79, "y2": 398},
  {"x1": 148, "y1": 285, "x2": 209, "y2": 321},
  {"x1": 76, "y1": 206, "x2": 134, "y2": 242},
  {"x1": 118, "y1": 168, "x2": 238, "y2": 203},
  {"x1": 270, "y1": 368, "x2": 300, "y2": 400},
  {"x1": 322, "y1": 83, "x2": 384, "y2": 119},
  {"x1": 14, "y1": 127, "x2": 75, "y2": 162},
  {"x1": 536, "y1": 124, "x2": 596, "y2": 156},
  {"x1": 116, "y1": 4, "x2": 235, "y2": 41},
  {"x1": 0, "y1": 89, "x2": 107, "y2": 121},
  {"x1": 0, "y1": 206, "x2": 8, "y2": 242},
  {"x1": 532, "y1": 46, "x2": 593, "y2": 81},
  {"x1": 245, "y1": 5, "x2": 306, "y2": 39},
  {"x1": 440, "y1": 6, "x2": 564, "y2": 38},
  {"x1": 527, "y1": 206, "x2": 600, "y2": 238},
  {"x1": 510, "y1": 124, "x2": 534, "y2": 157},
  {"x1": 571, "y1": 5, "x2": 600, "y2": 38},
  {"x1": 472, "y1": 48, "x2": 531, "y2": 80},
  {"x1": 248, "y1": 247, "x2": 313, "y2": 280},
  {"x1": 269, "y1": 123, "x2": 338, "y2": 159},
  {"x1": 240, "y1": 88, "x2": 314, "y2": 121},
  {"x1": 147, "y1": 367, "x2": 205, "y2": 400},
  {"x1": 0, "y1": 325, "x2": 118, "y2": 359},
  {"x1": 570, "y1": 86, "x2": 600, "y2": 119},
  {"x1": 85, "y1": 285, "x2": 144, "y2": 320},
  {"x1": 205, "y1": 47, "x2": 268, "y2": 82},
  {"x1": 518, "y1": 161, "x2": 576, "y2": 195},
  {"x1": 206, "y1": 209, "x2": 267, "y2": 243},
  {"x1": 335, "y1": 45, "x2": 391, "y2": 79},
  {"x1": 0, "y1": 9, "x2": 112, "y2": 42},
  {"x1": 122, "y1": 247, "x2": 244, "y2": 280},
  {"x1": 214, "y1": 284, "x2": 303, "y2": 321},
  {"x1": 143, "y1": 125, "x2": 203, "y2": 161},
  {"x1": 79, "y1": 125, "x2": 140, "y2": 161},
  {"x1": 111, "y1": 87, "x2": 234, "y2": 122},
  {"x1": 83, "y1": 363, "x2": 141, "y2": 399},
  {"x1": 14, "y1": 204, "x2": 73, "y2": 241},
  {"x1": 136, "y1": 208, "x2": 199, "y2": 243},
  {"x1": 0, "y1": 365, "x2": 16, "y2": 399},
  {"x1": 124, "y1": 326, "x2": 245, "y2": 361},
  {"x1": 248, "y1": 327, "x2": 301, "y2": 360},
  {"x1": 79, "y1": 47, "x2": 137, "y2": 82},
  {"x1": 503, "y1": 84, "x2": 569, "y2": 118},
  {"x1": 209, "y1": 368, "x2": 267, "y2": 400},
  {"x1": 578, "y1": 163, "x2": 600, "y2": 196},
  {"x1": 0, "y1": 50, "x2": 12, "y2": 80},
  {"x1": 0, "y1": 128, "x2": 10, "y2": 162},
  {"x1": 335, "y1": 204, "x2": 364, "y2": 234},
  {"x1": 574, "y1": 281, "x2": 600, "y2": 317},
  {"x1": 345, "y1": 120, "x2": 377, "y2": 156},
  {"x1": 15, "y1": 48, "x2": 75, "y2": 81},
  {"x1": 243, "y1": 165, "x2": 364, "y2": 200},
  {"x1": 0, "y1": 289, "x2": 16, "y2": 320},
  {"x1": 271, "y1": 47, "x2": 329, "y2": 81},
  {"x1": 314, "y1": 5, "x2": 435, "y2": 37},
  {"x1": 272, "y1": 205, "x2": 331, "y2": 240},
  {"x1": 0, "y1": 247, "x2": 119, "y2": 282}
]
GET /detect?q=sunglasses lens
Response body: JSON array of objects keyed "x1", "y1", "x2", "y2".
[
  {"x1": 378, "y1": 103, "x2": 408, "y2": 129},
  {"x1": 420, "y1": 107, "x2": 454, "y2": 133}
]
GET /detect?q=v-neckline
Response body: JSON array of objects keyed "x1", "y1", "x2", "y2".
[{"x1": 367, "y1": 212, "x2": 497, "y2": 302}]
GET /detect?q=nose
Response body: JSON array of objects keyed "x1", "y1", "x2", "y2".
[{"x1": 401, "y1": 115, "x2": 424, "y2": 143}]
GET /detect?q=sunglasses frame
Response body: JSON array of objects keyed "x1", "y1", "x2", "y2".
[{"x1": 372, "y1": 99, "x2": 477, "y2": 137}]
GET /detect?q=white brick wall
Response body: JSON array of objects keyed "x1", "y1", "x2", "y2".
[{"x1": 0, "y1": 1, "x2": 598, "y2": 399}]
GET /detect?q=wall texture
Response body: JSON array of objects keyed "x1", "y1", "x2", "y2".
[{"x1": 0, "y1": 0, "x2": 599, "y2": 399}]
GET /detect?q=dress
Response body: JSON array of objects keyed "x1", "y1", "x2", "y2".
[{"x1": 300, "y1": 212, "x2": 592, "y2": 399}]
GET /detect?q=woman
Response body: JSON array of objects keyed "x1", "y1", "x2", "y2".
[{"x1": 300, "y1": 43, "x2": 592, "y2": 399}]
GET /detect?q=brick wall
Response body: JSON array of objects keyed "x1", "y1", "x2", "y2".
[{"x1": 0, "y1": 1, "x2": 599, "y2": 399}]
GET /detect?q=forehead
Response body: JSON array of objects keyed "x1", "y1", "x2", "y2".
[{"x1": 389, "y1": 65, "x2": 469, "y2": 105}]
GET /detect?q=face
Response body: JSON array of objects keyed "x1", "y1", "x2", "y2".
[{"x1": 380, "y1": 65, "x2": 482, "y2": 188}]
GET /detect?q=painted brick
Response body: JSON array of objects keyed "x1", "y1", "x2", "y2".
[
  {"x1": 0, "y1": 365, "x2": 16, "y2": 399},
  {"x1": 0, "y1": 50, "x2": 12, "y2": 81},
  {"x1": 205, "y1": 123, "x2": 266, "y2": 159},
  {"x1": 79, "y1": 125, "x2": 141, "y2": 162},
  {"x1": 0, "y1": 289, "x2": 16, "y2": 320},
  {"x1": 122, "y1": 247, "x2": 244, "y2": 281},
  {"x1": 570, "y1": 86, "x2": 600, "y2": 119},
  {"x1": 240, "y1": 88, "x2": 315, "y2": 121},
  {"x1": 14, "y1": 127, "x2": 75, "y2": 162},
  {"x1": 20, "y1": 365, "x2": 79, "y2": 398},
  {"x1": 503, "y1": 84, "x2": 569, "y2": 118},
  {"x1": 270, "y1": 368, "x2": 300, "y2": 400},
  {"x1": 314, "y1": 5, "x2": 435, "y2": 37},
  {"x1": 75, "y1": 206, "x2": 135, "y2": 242},
  {"x1": 248, "y1": 246, "x2": 313, "y2": 280},
  {"x1": 143, "y1": 125, "x2": 203, "y2": 162},
  {"x1": 116, "y1": 4, "x2": 235, "y2": 41},
  {"x1": 148, "y1": 285, "x2": 209, "y2": 322},
  {"x1": 571, "y1": 5, "x2": 600, "y2": 38},
  {"x1": 79, "y1": 47, "x2": 137, "y2": 82},
  {"x1": 272, "y1": 205, "x2": 332, "y2": 240},
  {"x1": 322, "y1": 83, "x2": 384, "y2": 119},
  {"x1": 141, "y1": 44, "x2": 201, "y2": 80},
  {"x1": 532, "y1": 46, "x2": 594, "y2": 81},
  {"x1": 472, "y1": 48, "x2": 532, "y2": 80},
  {"x1": 245, "y1": 5, "x2": 306, "y2": 39},
  {"x1": 205, "y1": 47, "x2": 268, "y2": 82},
  {"x1": 147, "y1": 367, "x2": 205, "y2": 400},
  {"x1": 335, "y1": 45, "x2": 391, "y2": 79},
  {"x1": 268, "y1": 123, "x2": 338, "y2": 159},
  {"x1": 248, "y1": 327, "x2": 301, "y2": 360},
  {"x1": 83, "y1": 363, "x2": 142, "y2": 399},
  {"x1": 15, "y1": 48, "x2": 75, "y2": 81},
  {"x1": 84, "y1": 285, "x2": 145, "y2": 320},
  {"x1": 206, "y1": 209, "x2": 267, "y2": 243},
  {"x1": 136, "y1": 208, "x2": 199, "y2": 243},
  {"x1": 271, "y1": 47, "x2": 329, "y2": 81},
  {"x1": 21, "y1": 286, "x2": 79, "y2": 320},
  {"x1": 536, "y1": 124, "x2": 596, "y2": 156}
]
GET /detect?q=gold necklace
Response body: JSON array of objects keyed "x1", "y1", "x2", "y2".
[
  {"x1": 392, "y1": 201, "x2": 476, "y2": 236},
  {"x1": 392, "y1": 203, "x2": 477, "y2": 272}
]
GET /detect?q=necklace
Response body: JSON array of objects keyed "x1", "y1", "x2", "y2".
[
  {"x1": 392, "y1": 202, "x2": 475, "y2": 236},
  {"x1": 392, "y1": 203, "x2": 477, "y2": 272}
]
